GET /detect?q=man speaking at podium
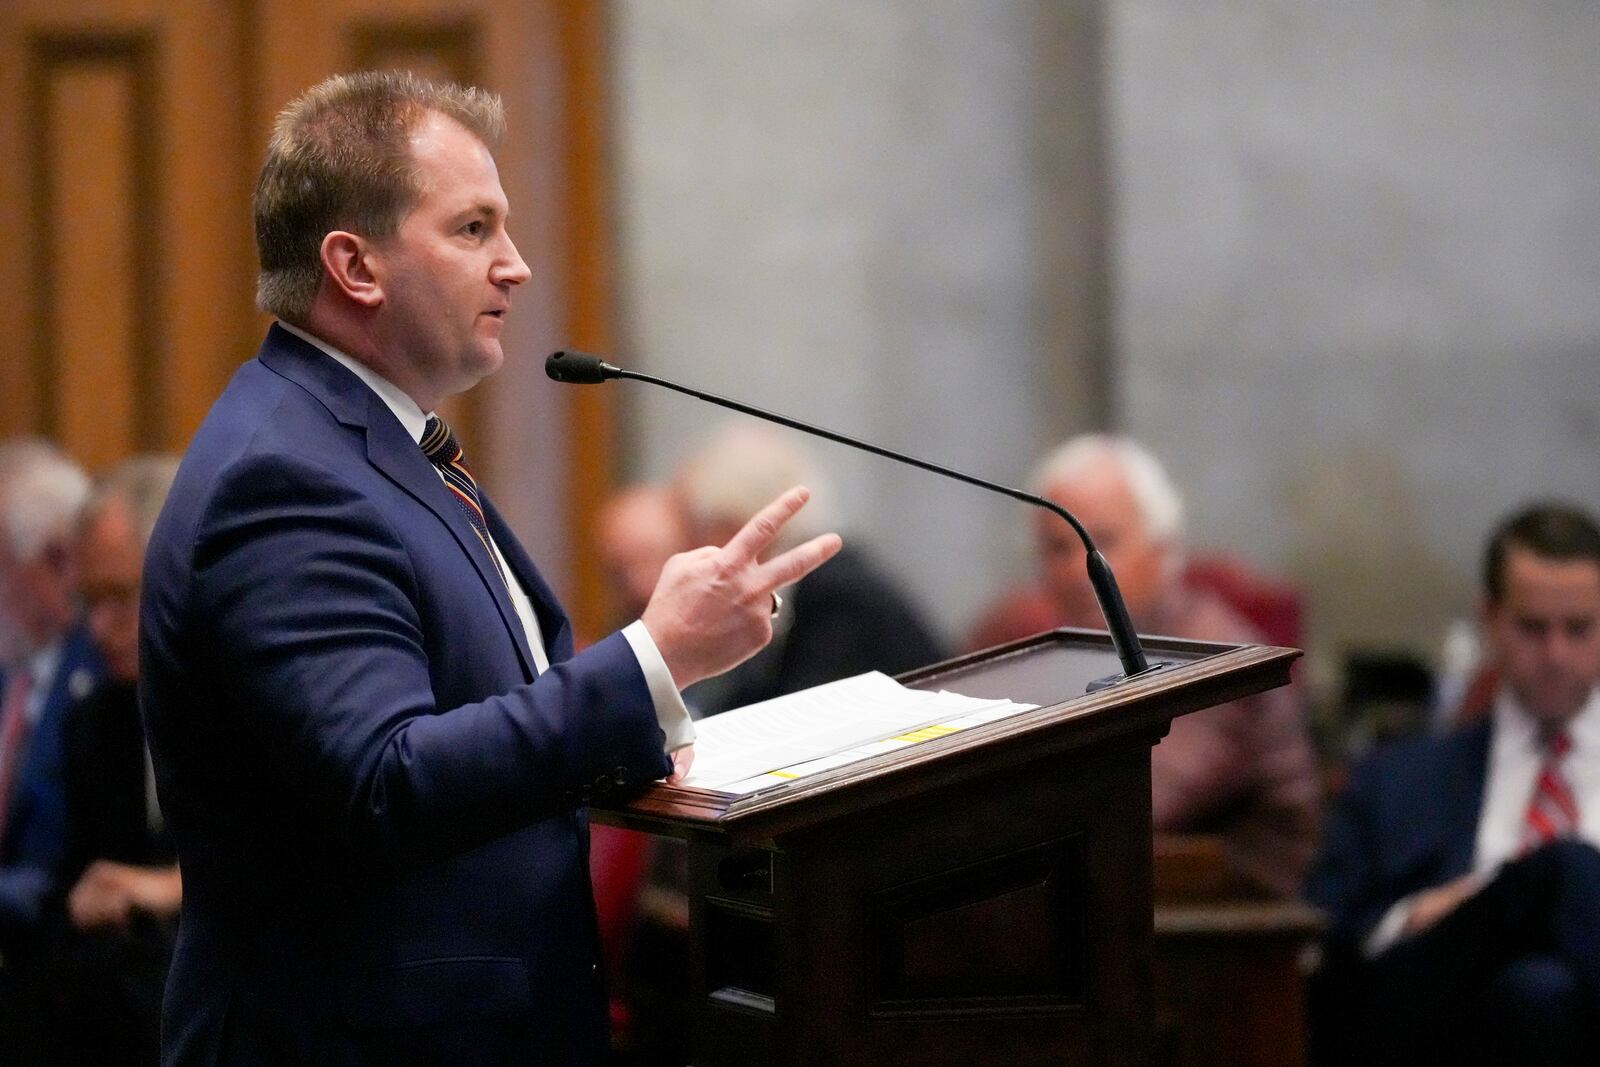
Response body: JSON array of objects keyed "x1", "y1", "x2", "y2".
[{"x1": 139, "y1": 72, "x2": 839, "y2": 1065}]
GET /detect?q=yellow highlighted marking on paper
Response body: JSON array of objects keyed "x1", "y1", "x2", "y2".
[
  {"x1": 892, "y1": 724, "x2": 960, "y2": 743},
  {"x1": 767, "y1": 770, "x2": 799, "y2": 779}
]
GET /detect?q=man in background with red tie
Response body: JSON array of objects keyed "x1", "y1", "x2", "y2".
[{"x1": 1308, "y1": 502, "x2": 1600, "y2": 1066}]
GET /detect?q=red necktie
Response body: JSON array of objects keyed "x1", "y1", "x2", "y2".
[
  {"x1": 0, "y1": 670, "x2": 35, "y2": 847},
  {"x1": 1519, "y1": 730, "x2": 1579, "y2": 853},
  {"x1": 420, "y1": 415, "x2": 507, "y2": 587}
]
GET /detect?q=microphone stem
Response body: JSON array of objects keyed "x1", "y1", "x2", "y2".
[{"x1": 618, "y1": 368, "x2": 1151, "y2": 678}]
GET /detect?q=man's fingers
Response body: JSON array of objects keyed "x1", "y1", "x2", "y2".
[
  {"x1": 666, "y1": 744, "x2": 695, "y2": 786},
  {"x1": 718, "y1": 486, "x2": 811, "y2": 567},
  {"x1": 756, "y1": 532, "x2": 843, "y2": 593}
]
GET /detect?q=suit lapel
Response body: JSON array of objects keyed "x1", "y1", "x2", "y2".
[
  {"x1": 257, "y1": 326, "x2": 537, "y2": 682},
  {"x1": 482, "y1": 496, "x2": 572, "y2": 663},
  {"x1": 1440, "y1": 720, "x2": 1493, "y2": 877},
  {"x1": 364, "y1": 408, "x2": 538, "y2": 681}
]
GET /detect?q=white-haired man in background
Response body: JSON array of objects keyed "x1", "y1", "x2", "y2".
[
  {"x1": 0, "y1": 441, "x2": 103, "y2": 980},
  {"x1": 675, "y1": 423, "x2": 944, "y2": 716},
  {"x1": 36, "y1": 456, "x2": 184, "y2": 1064},
  {"x1": 970, "y1": 434, "x2": 1319, "y2": 895}
]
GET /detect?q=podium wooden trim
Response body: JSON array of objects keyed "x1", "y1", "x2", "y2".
[{"x1": 594, "y1": 629, "x2": 1299, "y2": 1067}]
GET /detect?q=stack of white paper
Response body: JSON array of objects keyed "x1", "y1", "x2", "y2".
[{"x1": 682, "y1": 671, "x2": 1036, "y2": 795}]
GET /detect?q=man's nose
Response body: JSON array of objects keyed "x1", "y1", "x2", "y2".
[{"x1": 496, "y1": 236, "x2": 532, "y2": 287}]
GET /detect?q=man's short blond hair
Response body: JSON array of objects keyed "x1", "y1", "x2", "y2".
[{"x1": 254, "y1": 70, "x2": 505, "y2": 324}]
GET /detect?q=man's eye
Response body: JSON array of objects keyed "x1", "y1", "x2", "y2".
[{"x1": 462, "y1": 220, "x2": 485, "y2": 237}]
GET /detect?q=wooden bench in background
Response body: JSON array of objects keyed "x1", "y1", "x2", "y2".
[{"x1": 1152, "y1": 835, "x2": 1324, "y2": 1067}]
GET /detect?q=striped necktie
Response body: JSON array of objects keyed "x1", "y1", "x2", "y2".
[
  {"x1": 420, "y1": 416, "x2": 504, "y2": 581},
  {"x1": 1519, "y1": 730, "x2": 1579, "y2": 853}
]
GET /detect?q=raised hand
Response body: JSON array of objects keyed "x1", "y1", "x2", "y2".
[{"x1": 641, "y1": 486, "x2": 842, "y2": 689}]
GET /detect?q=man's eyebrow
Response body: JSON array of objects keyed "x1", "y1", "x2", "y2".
[{"x1": 456, "y1": 202, "x2": 504, "y2": 221}]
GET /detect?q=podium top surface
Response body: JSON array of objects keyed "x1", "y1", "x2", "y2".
[{"x1": 594, "y1": 628, "x2": 1299, "y2": 842}]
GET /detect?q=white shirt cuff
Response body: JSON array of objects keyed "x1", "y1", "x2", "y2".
[
  {"x1": 1363, "y1": 898, "x2": 1415, "y2": 957},
  {"x1": 621, "y1": 620, "x2": 695, "y2": 752}
]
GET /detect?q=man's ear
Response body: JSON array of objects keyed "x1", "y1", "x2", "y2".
[{"x1": 320, "y1": 230, "x2": 384, "y2": 308}]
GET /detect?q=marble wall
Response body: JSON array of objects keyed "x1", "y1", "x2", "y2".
[
  {"x1": 612, "y1": 0, "x2": 1110, "y2": 644},
  {"x1": 609, "y1": 0, "x2": 1600, "y2": 667},
  {"x1": 1112, "y1": 1, "x2": 1600, "y2": 665}
]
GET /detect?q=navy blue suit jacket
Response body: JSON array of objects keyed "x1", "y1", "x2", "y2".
[
  {"x1": 0, "y1": 624, "x2": 102, "y2": 944},
  {"x1": 1306, "y1": 720, "x2": 1492, "y2": 949},
  {"x1": 140, "y1": 325, "x2": 673, "y2": 1065}
]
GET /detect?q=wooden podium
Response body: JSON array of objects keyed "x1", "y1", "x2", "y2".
[{"x1": 593, "y1": 630, "x2": 1298, "y2": 1067}]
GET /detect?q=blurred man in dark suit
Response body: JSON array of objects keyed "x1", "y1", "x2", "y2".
[
  {"x1": 30, "y1": 455, "x2": 183, "y2": 1065},
  {"x1": 1309, "y1": 502, "x2": 1600, "y2": 1066},
  {"x1": 0, "y1": 440, "x2": 101, "y2": 970}
]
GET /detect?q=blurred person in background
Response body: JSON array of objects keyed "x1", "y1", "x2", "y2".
[
  {"x1": 675, "y1": 423, "x2": 945, "y2": 716},
  {"x1": 598, "y1": 485, "x2": 691, "y2": 629},
  {"x1": 969, "y1": 434, "x2": 1319, "y2": 895},
  {"x1": 25, "y1": 456, "x2": 182, "y2": 1065},
  {"x1": 0, "y1": 440, "x2": 101, "y2": 995},
  {"x1": 1308, "y1": 502, "x2": 1600, "y2": 1067}
]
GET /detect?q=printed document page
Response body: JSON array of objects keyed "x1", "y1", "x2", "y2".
[{"x1": 682, "y1": 671, "x2": 1037, "y2": 794}]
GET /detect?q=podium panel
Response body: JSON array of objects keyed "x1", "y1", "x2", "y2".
[{"x1": 596, "y1": 630, "x2": 1298, "y2": 1066}]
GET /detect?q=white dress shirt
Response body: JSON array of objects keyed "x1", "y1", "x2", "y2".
[
  {"x1": 1473, "y1": 687, "x2": 1600, "y2": 873},
  {"x1": 1366, "y1": 685, "x2": 1600, "y2": 956},
  {"x1": 279, "y1": 322, "x2": 693, "y2": 752}
]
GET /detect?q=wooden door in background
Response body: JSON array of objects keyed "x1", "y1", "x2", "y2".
[
  {"x1": 0, "y1": 0, "x2": 254, "y2": 471},
  {"x1": 0, "y1": 0, "x2": 615, "y2": 633}
]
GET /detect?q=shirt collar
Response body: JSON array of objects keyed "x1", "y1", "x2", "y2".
[
  {"x1": 26, "y1": 639, "x2": 61, "y2": 691},
  {"x1": 1494, "y1": 685, "x2": 1600, "y2": 754},
  {"x1": 278, "y1": 321, "x2": 431, "y2": 444}
]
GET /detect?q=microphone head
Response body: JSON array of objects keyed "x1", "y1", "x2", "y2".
[{"x1": 545, "y1": 350, "x2": 619, "y2": 384}]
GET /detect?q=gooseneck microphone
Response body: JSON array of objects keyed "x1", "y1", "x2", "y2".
[{"x1": 546, "y1": 350, "x2": 1157, "y2": 688}]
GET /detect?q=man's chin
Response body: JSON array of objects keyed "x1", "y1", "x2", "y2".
[
  {"x1": 469, "y1": 344, "x2": 505, "y2": 381},
  {"x1": 441, "y1": 349, "x2": 504, "y2": 398},
  {"x1": 1521, "y1": 687, "x2": 1592, "y2": 728}
]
